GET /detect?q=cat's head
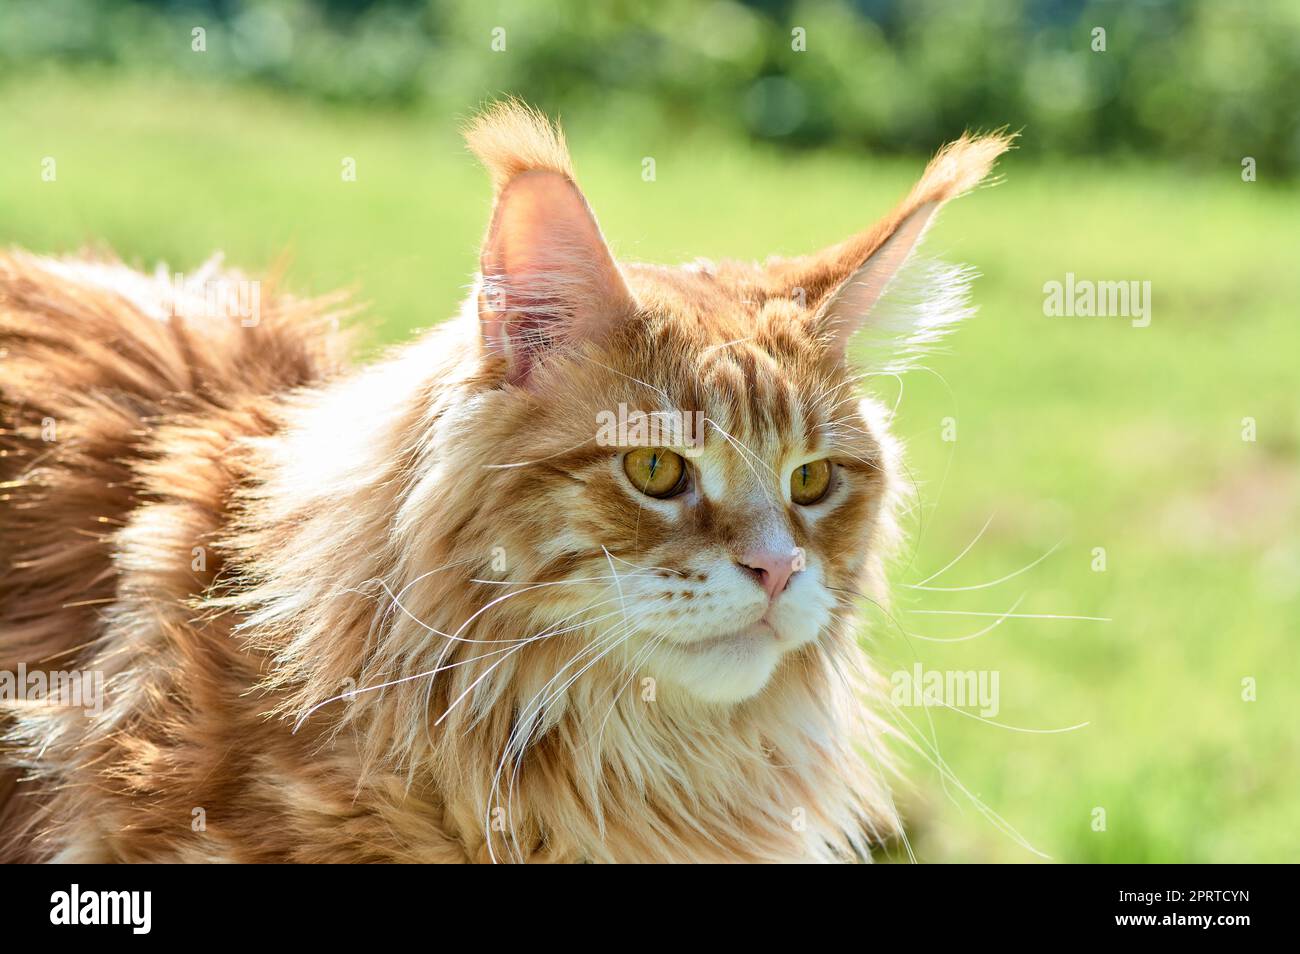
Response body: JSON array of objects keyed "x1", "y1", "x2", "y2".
[{"x1": 457, "y1": 102, "x2": 1010, "y2": 706}]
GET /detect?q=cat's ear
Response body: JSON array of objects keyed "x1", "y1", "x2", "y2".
[
  {"x1": 466, "y1": 101, "x2": 635, "y2": 385},
  {"x1": 770, "y1": 131, "x2": 1014, "y2": 363}
]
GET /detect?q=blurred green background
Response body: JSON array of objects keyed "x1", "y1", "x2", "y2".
[{"x1": 1, "y1": 0, "x2": 1296, "y2": 862}]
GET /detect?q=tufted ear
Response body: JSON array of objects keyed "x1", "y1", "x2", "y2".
[
  {"x1": 767, "y1": 131, "x2": 1014, "y2": 363},
  {"x1": 467, "y1": 101, "x2": 635, "y2": 385}
]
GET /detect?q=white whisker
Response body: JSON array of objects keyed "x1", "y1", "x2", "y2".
[
  {"x1": 905, "y1": 539, "x2": 1064, "y2": 592},
  {"x1": 884, "y1": 700, "x2": 1050, "y2": 859},
  {"x1": 912, "y1": 512, "x2": 994, "y2": 586},
  {"x1": 905, "y1": 609, "x2": 1111, "y2": 622},
  {"x1": 488, "y1": 602, "x2": 666, "y2": 862},
  {"x1": 904, "y1": 594, "x2": 1025, "y2": 643},
  {"x1": 704, "y1": 416, "x2": 776, "y2": 481},
  {"x1": 925, "y1": 699, "x2": 1090, "y2": 735},
  {"x1": 481, "y1": 435, "x2": 598, "y2": 469}
]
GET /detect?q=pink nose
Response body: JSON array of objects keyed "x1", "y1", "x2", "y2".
[{"x1": 737, "y1": 549, "x2": 800, "y2": 601}]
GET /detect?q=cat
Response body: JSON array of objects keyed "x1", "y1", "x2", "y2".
[{"x1": 0, "y1": 102, "x2": 1010, "y2": 862}]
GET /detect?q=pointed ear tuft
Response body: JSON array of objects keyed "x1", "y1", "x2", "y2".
[
  {"x1": 465, "y1": 99, "x2": 576, "y2": 194},
  {"x1": 906, "y1": 129, "x2": 1017, "y2": 208},
  {"x1": 769, "y1": 129, "x2": 1015, "y2": 364},
  {"x1": 466, "y1": 101, "x2": 634, "y2": 386}
]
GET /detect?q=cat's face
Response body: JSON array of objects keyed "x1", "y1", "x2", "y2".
[
  {"x1": 461, "y1": 103, "x2": 1008, "y2": 707},
  {"x1": 488, "y1": 274, "x2": 893, "y2": 704}
]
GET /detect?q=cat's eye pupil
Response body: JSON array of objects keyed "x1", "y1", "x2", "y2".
[
  {"x1": 623, "y1": 447, "x2": 686, "y2": 499},
  {"x1": 790, "y1": 458, "x2": 831, "y2": 505}
]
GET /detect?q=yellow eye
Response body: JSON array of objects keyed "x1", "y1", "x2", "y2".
[
  {"x1": 623, "y1": 448, "x2": 687, "y2": 498},
  {"x1": 790, "y1": 458, "x2": 832, "y2": 505}
]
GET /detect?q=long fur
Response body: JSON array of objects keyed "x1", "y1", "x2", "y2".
[{"x1": 0, "y1": 105, "x2": 1007, "y2": 862}]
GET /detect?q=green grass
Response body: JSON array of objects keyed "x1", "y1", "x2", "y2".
[{"x1": 3, "y1": 72, "x2": 1297, "y2": 863}]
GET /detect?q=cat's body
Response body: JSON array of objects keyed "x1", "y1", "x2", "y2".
[{"x1": 0, "y1": 105, "x2": 1008, "y2": 862}]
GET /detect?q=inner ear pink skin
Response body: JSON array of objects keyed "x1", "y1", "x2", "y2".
[{"x1": 478, "y1": 170, "x2": 634, "y2": 385}]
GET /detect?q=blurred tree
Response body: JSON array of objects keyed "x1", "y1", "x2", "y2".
[{"x1": 1, "y1": 0, "x2": 1295, "y2": 171}]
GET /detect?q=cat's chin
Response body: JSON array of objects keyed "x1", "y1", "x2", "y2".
[{"x1": 649, "y1": 622, "x2": 796, "y2": 705}]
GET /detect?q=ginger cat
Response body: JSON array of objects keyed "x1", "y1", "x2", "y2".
[{"x1": 0, "y1": 103, "x2": 1009, "y2": 862}]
